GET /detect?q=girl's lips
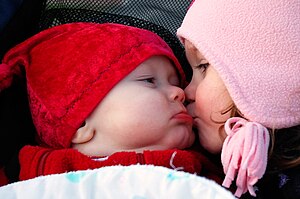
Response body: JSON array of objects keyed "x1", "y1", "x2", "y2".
[
  {"x1": 192, "y1": 117, "x2": 199, "y2": 127},
  {"x1": 172, "y1": 112, "x2": 193, "y2": 124}
]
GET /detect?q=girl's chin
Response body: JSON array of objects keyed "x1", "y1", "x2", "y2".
[{"x1": 198, "y1": 136, "x2": 223, "y2": 154}]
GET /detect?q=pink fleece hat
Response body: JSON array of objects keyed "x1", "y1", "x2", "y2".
[
  {"x1": 177, "y1": 0, "x2": 300, "y2": 129},
  {"x1": 0, "y1": 22, "x2": 184, "y2": 148}
]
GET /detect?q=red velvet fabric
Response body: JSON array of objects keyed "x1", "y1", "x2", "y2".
[
  {"x1": 19, "y1": 145, "x2": 223, "y2": 185},
  {"x1": 0, "y1": 22, "x2": 185, "y2": 149}
]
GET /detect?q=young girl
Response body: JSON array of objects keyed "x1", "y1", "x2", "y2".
[
  {"x1": 0, "y1": 22, "x2": 222, "y2": 183},
  {"x1": 177, "y1": 0, "x2": 300, "y2": 198}
]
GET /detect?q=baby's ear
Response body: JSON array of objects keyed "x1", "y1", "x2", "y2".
[{"x1": 72, "y1": 122, "x2": 94, "y2": 144}]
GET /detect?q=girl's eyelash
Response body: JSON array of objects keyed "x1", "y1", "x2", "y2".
[
  {"x1": 196, "y1": 63, "x2": 209, "y2": 68},
  {"x1": 195, "y1": 63, "x2": 209, "y2": 73}
]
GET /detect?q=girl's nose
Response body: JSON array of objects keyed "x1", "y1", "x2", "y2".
[
  {"x1": 184, "y1": 82, "x2": 195, "y2": 103},
  {"x1": 169, "y1": 85, "x2": 185, "y2": 103}
]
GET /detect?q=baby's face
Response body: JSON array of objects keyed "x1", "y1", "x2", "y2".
[{"x1": 73, "y1": 55, "x2": 194, "y2": 156}]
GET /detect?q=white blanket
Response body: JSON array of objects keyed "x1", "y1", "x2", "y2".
[{"x1": 0, "y1": 165, "x2": 235, "y2": 199}]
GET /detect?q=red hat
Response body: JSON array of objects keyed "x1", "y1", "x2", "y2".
[{"x1": 0, "y1": 22, "x2": 185, "y2": 148}]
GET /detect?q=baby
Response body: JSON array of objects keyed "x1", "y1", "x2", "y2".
[{"x1": 0, "y1": 22, "x2": 222, "y2": 183}]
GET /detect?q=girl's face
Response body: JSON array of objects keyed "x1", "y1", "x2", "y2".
[
  {"x1": 74, "y1": 55, "x2": 194, "y2": 156},
  {"x1": 184, "y1": 40, "x2": 232, "y2": 154}
]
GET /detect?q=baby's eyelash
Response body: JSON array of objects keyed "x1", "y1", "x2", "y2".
[{"x1": 140, "y1": 77, "x2": 155, "y2": 84}]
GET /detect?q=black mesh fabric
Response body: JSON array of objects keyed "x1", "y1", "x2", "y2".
[
  {"x1": 39, "y1": 0, "x2": 192, "y2": 79},
  {"x1": 42, "y1": 0, "x2": 191, "y2": 36}
]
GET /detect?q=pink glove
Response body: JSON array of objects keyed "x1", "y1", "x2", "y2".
[{"x1": 221, "y1": 117, "x2": 270, "y2": 197}]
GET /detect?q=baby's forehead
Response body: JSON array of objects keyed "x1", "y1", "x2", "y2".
[{"x1": 132, "y1": 55, "x2": 179, "y2": 73}]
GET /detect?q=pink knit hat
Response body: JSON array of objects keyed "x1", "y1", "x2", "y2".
[
  {"x1": 177, "y1": 0, "x2": 300, "y2": 129},
  {"x1": 0, "y1": 22, "x2": 184, "y2": 149}
]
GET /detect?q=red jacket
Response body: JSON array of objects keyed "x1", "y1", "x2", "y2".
[
  {"x1": 0, "y1": 167, "x2": 8, "y2": 186},
  {"x1": 19, "y1": 146, "x2": 223, "y2": 184}
]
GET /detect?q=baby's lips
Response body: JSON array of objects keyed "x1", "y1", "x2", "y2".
[{"x1": 172, "y1": 111, "x2": 193, "y2": 125}]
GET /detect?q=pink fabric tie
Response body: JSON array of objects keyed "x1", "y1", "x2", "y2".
[{"x1": 221, "y1": 117, "x2": 270, "y2": 197}]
